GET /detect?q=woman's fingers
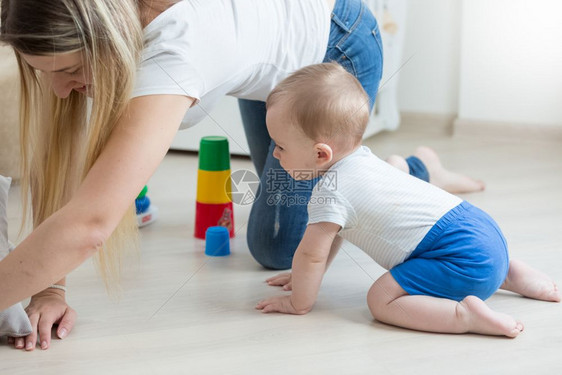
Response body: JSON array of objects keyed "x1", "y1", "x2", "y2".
[
  {"x1": 24, "y1": 311, "x2": 39, "y2": 351},
  {"x1": 34, "y1": 306, "x2": 77, "y2": 349},
  {"x1": 37, "y1": 312, "x2": 56, "y2": 350},
  {"x1": 56, "y1": 307, "x2": 77, "y2": 339},
  {"x1": 15, "y1": 337, "x2": 24, "y2": 349}
]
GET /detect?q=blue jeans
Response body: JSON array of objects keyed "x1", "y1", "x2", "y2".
[{"x1": 240, "y1": 0, "x2": 384, "y2": 269}]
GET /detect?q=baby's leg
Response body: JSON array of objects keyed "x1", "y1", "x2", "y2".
[
  {"x1": 367, "y1": 272, "x2": 523, "y2": 337},
  {"x1": 500, "y1": 259, "x2": 561, "y2": 302},
  {"x1": 385, "y1": 146, "x2": 485, "y2": 194},
  {"x1": 385, "y1": 154, "x2": 409, "y2": 173}
]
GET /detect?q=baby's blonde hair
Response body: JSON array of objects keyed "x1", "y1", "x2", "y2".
[{"x1": 267, "y1": 62, "x2": 370, "y2": 151}]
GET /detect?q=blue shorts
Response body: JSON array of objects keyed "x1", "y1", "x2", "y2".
[{"x1": 390, "y1": 201, "x2": 510, "y2": 301}]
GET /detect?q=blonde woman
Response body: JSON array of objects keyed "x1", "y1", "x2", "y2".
[{"x1": 0, "y1": 0, "x2": 483, "y2": 351}]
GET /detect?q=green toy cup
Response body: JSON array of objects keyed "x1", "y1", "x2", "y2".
[{"x1": 198, "y1": 136, "x2": 230, "y2": 172}]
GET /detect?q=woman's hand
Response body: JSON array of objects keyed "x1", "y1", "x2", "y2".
[
  {"x1": 266, "y1": 272, "x2": 292, "y2": 291},
  {"x1": 8, "y1": 288, "x2": 76, "y2": 351}
]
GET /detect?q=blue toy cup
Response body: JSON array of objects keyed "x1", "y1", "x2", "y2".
[
  {"x1": 205, "y1": 226, "x2": 230, "y2": 257},
  {"x1": 135, "y1": 196, "x2": 151, "y2": 214}
]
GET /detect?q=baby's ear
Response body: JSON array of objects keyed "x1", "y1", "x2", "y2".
[{"x1": 314, "y1": 143, "x2": 333, "y2": 165}]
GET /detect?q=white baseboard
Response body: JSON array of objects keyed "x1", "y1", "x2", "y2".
[
  {"x1": 453, "y1": 118, "x2": 562, "y2": 143},
  {"x1": 396, "y1": 112, "x2": 562, "y2": 143},
  {"x1": 398, "y1": 112, "x2": 455, "y2": 136}
]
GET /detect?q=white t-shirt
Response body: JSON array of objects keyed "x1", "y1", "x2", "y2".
[
  {"x1": 307, "y1": 146, "x2": 463, "y2": 270},
  {"x1": 131, "y1": 0, "x2": 331, "y2": 129}
]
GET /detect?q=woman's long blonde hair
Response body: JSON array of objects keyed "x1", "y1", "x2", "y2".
[{"x1": 1, "y1": 0, "x2": 145, "y2": 291}]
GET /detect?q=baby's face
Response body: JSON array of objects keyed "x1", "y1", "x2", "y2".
[{"x1": 266, "y1": 103, "x2": 318, "y2": 180}]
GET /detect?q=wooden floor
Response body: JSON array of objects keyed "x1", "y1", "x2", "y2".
[{"x1": 2, "y1": 127, "x2": 562, "y2": 374}]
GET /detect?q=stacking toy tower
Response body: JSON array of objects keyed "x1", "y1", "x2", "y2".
[
  {"x1": 136, "y1": 185, "x2": 158, "y2": 227},
  {"x1": 194, "y1": 136, "x2": 235, "y2": 239}
]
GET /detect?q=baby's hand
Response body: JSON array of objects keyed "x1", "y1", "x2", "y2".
[
  {"x1": 266, "y1": 272, "x2": 292, "y2": 291},
  {"x1": 256, "y1": 295, "x2": 304, "y2": 315}
]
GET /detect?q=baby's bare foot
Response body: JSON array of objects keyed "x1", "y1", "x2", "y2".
[
  {"x1": 501, "y1": 259, "x2": 561, "y2": 302},
  {"x1": 385, "y1": 154, "x2": 409, "y2": 173},
  {"x1": 460, "y1": 296, "x2": 523, "y2": 338},
  {"x1": 414, "y1": 146, "x2": 485, "y2": 194}
]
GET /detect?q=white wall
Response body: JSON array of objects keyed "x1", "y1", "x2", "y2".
[
  {"x1": 396, "y1": 0, "x2": 562, "y2": 129},
  {"x1": 396, "y1": 0, "x2": 461, "y2": 115},
  {"x1": 458, "y1": 0, "x2": 562, "y2": 126}
]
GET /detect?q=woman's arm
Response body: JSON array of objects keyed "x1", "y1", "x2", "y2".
[
  {"x1": 256, "y1": 221, "x2": 341, "y2": 314},
  {"x1": 0, "y1": 94, "x2": 193, "y2": 310}
]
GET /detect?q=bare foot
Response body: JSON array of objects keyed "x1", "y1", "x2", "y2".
[
  {"x1": 460, "y1": 295, "x2": 524, "y2": 338},
  {"x1": 414, "y1": 146, "x2": 485, "y2": 194},
  {"x1": 501, "y1": 259, "x2": 561, "y2": 302},
  {"x1": 385, "y1": 154, "x2": 409, "y2": 173}
]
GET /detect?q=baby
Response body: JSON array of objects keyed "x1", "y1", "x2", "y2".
[{"x1": 255, "y1": 62, "x2": 560, "y2": 337}]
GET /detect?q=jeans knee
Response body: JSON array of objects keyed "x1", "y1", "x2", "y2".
[{"x1": 246, "y1": 229, "x2": 293, "y2": 270}]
